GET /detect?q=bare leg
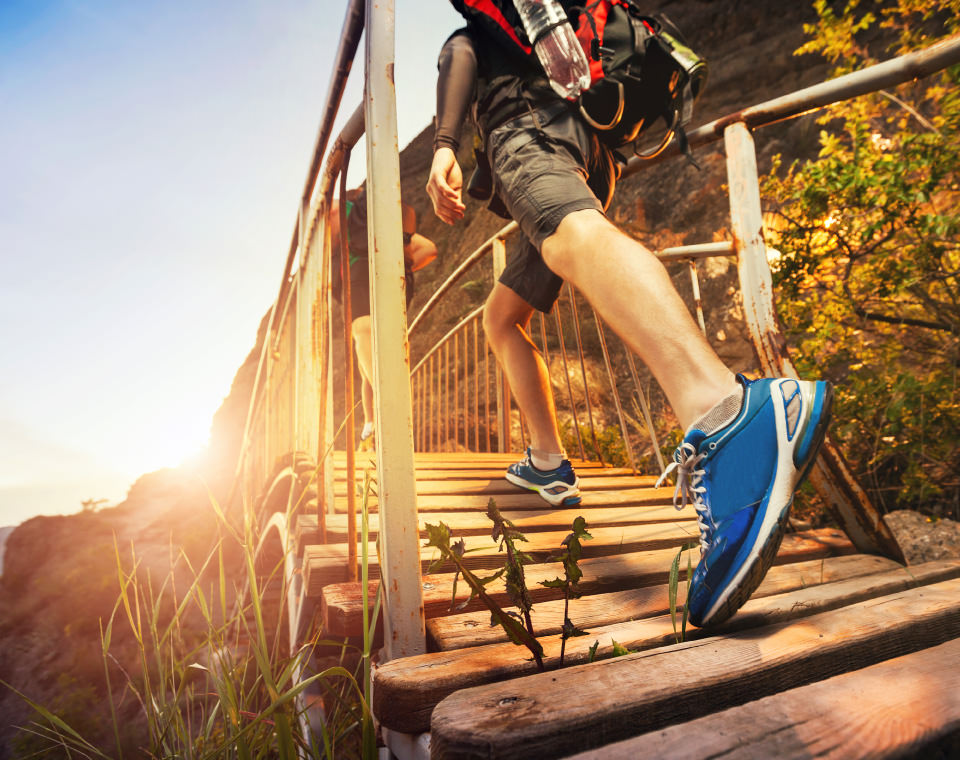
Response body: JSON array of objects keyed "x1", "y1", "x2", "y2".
[
  {"x1": 352, "y1": 315, "x2": 375, "y2": 427},
  {"x1": 541, "y1": 209, "x2": 738, "y2": 430},
  {"x1": 482, "y1": 283, "x2": 563, "y2": 454}
]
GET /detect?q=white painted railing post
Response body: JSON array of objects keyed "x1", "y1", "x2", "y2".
[
  {"x1": 364, "y1": 0, "x2": 426, "y2": 658},
  {"x1": 725, "y1": 121, "x2": 903, "y2": 561}
]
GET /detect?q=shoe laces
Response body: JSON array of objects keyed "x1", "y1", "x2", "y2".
[{"x1": 655, "y1": 442, "x2": 710, "y2": 552}]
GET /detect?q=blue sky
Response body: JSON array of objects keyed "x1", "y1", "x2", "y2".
[{"x1": 0, "y1": 0, "x2": 463, "y2": 525}]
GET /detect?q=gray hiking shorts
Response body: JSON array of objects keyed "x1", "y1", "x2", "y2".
[{"x1": 487, "y1": 99, "x2": 618, "y2": 312}]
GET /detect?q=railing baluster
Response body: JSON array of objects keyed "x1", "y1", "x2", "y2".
[
  {"x1": 623, "y1": 347, "x2": 666, "y2": 474},
  {"x1": 566, "y1": 284, "x2": 604, "y2": 464},
  {"x1": 484, "y1": 337, "x2": 491, "y2": 453},
  {"x1": 592, "y1": 308, "x2": 639, "y2": 474},
  {"x1": 473, "y1": 317, "x2": 480, "y2": 452},
  {"x1": 689, "y1": 258, "x2": 707, "y2": 336},
  {"x1": 554, "y1": 303, "x2": 586, "y2": 461},
  {"x1": 454, "y1": 331, "x2": 460, "y2": 450}
]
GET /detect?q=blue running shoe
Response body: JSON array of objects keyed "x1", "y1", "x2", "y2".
[
  {"x1": 658, "y1": 375, "x2": 833, "y2": 628},
  {"x1": 505, "y1": 448, "x2": 581, "y2": 506}
]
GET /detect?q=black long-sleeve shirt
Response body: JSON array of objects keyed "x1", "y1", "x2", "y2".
[{"x1": 433, "y1": 27, "x2": 550, "y2": 153}]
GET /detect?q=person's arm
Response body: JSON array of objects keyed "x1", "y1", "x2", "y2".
[
  {"x1": 405, "y1": 233, "x2": 438, "y2": 272},
  {"x1": 427, "y1": 31, "x2": 476, "y2": 225},
  {"x1": 400, "y1": 203, "x2": 438, "y2": 271}
]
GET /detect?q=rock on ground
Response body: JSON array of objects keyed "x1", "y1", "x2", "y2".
[{"x1": 884, "y1": 510, "x2": 960, "y2": 565}]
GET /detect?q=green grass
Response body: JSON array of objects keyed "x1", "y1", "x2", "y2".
[{"x1": 8, "y1": 464, "x2": 377, "y2": 759}]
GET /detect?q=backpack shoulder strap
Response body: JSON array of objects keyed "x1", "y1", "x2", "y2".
[{"x1": 448, "y1": 0, "x2": 532, "y2": 56}]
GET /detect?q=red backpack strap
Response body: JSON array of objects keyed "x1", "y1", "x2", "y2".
[
  {"x1": 573, "y1": 1, "x2": 611, "y2": 85},
  {"x1": 450, "y1": 0, "x2": 532, "y2": 55}
]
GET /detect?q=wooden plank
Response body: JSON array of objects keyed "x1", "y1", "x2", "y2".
[
  {"x1": 428, "y1": 577, "x2": 960, "y2": 759},
  {"x1": 376, "y1": 560, "x2": 960, "y2": 734},
  {"x1": 427, "y1": 554, "x2": 902, "y2": 651},
  {"x1": 305, "y1": 520, "x2": 701, "y2": 590},
  {"x1": 567, "y1": 637, "x2": 960, "y2": 759},
  {"x1": 333, "y1": 474, "x2": 658, "y2": 497},
  {"x1": 333, "y1": 466, "x2": 637, "y2": 481},
  {"x1": 320, "y1": 528, "x2": 855, "y2": 633},
  {"x1": 333, "y1": 451, "x2": 611, "y2": 468},
  {"x1": 330, "y1": 487, "x2": 674, "y2": 513},
  {"x1": 298, "y1": 502, "x2": 688, "y2": 545}
]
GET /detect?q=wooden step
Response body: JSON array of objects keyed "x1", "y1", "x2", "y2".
[
  {"x1": 565, "y1": 636, "x2": 960, "y2": 760},
  {"x1": 428, "y1": 576, "x2": 960, "y2": 759},
  {"x1": 320, "y1": 528, "x2": 855, "y2": 635},
  {"x1": 333, "y1": 474, "x2": 658, "y2": 498},
  {"x1": 333, "y1": 466, "x2": 637, "y2": 482},
  {"x1": 375, "y1": 560, "x2": 960, "y2": 734},
  {"x1": 333, "y1": 451, "x2": 610, "y2": 467},
  {"x1": 305, "y1": 520, "x2": 701, "y2": 591},
  {"x1": 301, "y1": 502, "x2": 691, "y2": 547},
  {"x1": 330, "y1": 486, "x2": 675, "y2": 513},
  {"x1": 426, "y1": 553, "x2": 903, "y2": 651}
]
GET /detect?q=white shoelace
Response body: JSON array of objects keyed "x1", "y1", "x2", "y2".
[{"x1": 656, "y1": 442, "x2": 710, "y2": 552}]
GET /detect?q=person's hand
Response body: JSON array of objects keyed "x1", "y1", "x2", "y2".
[{"x1": 426, "y1": 147, "x2": 465, "y2": 225}]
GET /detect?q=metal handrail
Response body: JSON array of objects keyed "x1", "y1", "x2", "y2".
[{"x1": 622, "y1": 34, "x2": 960, "y2": 175}]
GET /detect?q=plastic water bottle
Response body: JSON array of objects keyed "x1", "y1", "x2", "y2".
[{"x1": 513, "y1": 0, "x2": 590, "y2": 101}]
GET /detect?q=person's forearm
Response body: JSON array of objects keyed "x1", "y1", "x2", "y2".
[{"x1": 434, "y1": 32, "x2": 477, "y2": 154}]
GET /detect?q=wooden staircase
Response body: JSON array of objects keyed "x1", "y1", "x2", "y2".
[{"x1": 298, "y1": 451, "x2": 960, "y2": 758}]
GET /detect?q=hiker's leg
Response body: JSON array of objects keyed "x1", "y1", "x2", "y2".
[
  {"x1": 352, "y1": 315, "x2": 375, "y2": 428},
  {"x1": 541, "y1": 209, "x2": 738, "y2": 431},
  {"x1": 482, "y1": 283, "x2": 563, "y2": 455}
]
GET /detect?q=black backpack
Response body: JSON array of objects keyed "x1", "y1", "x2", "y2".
[{"x1": 448, "y1": 0, "x2": 707, "y2": 161}]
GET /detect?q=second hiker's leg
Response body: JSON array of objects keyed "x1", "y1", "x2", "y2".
[
  {"x1": 482, "y1": 282, "x2": 562, "y2": 455},
  {"x1": 352, "y1": 315, "x2": 376, "y2": 440}
]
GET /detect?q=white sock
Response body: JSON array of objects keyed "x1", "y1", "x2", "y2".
[
  {"x1": 531, "y1": 448, "x2": 564, "y2": 471},
  {"x1": 689, "y1": 387, "x2": 744, "y2": 435},
  {"x1": 360, "y1": 421, "x2": 375, "y2": 440}
]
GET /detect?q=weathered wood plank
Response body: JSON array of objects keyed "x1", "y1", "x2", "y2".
[
  {"x1": 333, "y1": 466, "x2": 637, "y2": 482},
  {"x1": 298, "y1": 502, "x2": 686, "y2": 546},
  {"x1": 376, "y1": 560, "x2": 960, "y2": 734},
  {"x1": 320, "y1": 529, "x2": 854, "y2": 634},
  {"x1": 427, "y1": 554, "x2": 902, "y2": 651},
  {"x1": 334, "y1": 451, "x2": 612, "y2": 473},
  {"x1": 567, "y1": 637, "x2": 960, "y2": 760},
  {"x1": 333, "y1": 474, "x2": 658, "y2": 497},
  {"x1": 429, "y1": 577, "x2": 960, "y2": 759},
  {"x1": 330, "y1": 487, "x2": 675, "y2": 513},
  {"x1": 305, "y1": 521, "x2": 700, "y2": 590}
]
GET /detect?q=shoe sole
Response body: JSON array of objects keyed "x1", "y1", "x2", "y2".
[
  {"x1": 504, "y1": 471, "x2": 581, "y2": 507},
  {"x1": 696, "y1": 379, "x2": 834, "y2": 628}
]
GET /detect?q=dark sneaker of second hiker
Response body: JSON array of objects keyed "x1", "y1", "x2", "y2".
[{"x1": 505, "y1": 447, "x2": 581, "y2": 506}]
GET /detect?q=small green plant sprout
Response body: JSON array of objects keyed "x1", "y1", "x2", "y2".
[
  {"x1": 587, "y1": 639, "x2": 600, "y2": 663},
  {"x1": 668, "y1": 540, "x2": 699, "y2": 644},
  {"x1": 610, "y1": 638, "x2": 633, "y2": 657},
  {"x1": 540, "y1": 515, "x2": 592, "y2": 667},
  {"x1": 423, "y1": 520, "x2": 545, "y2": 671},
  {"x1": 486, "y1": 498, "x2": 542, "y2": 657}
]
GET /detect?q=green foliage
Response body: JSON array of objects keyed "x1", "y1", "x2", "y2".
[
  {"x1": 561, "y1": 422, "x2": 630, "y2": 467},
  {"x1": 763, "y1": 0, "x2": 960, "y2": 517},
  {"x1": 425, "y1": 502, "x2": 594, "y2": 671},
  {"x1": 539, "y1": 515, "x2": 593, "y2": 666},
  {"x1": 10, "y1": 498, "x2": 373, "y2": 759},
  {"x1": 424, "y1": 516, "x2": 544, "y2": 669},
  {"x1": 668, "y1": 541, "x2": 697, "y2": 644}
]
